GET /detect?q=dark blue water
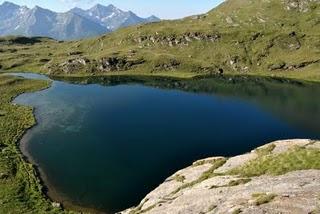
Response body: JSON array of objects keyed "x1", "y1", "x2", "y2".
[{"x1": 13, "y1": 73, "x2": 320, "y2": 213}]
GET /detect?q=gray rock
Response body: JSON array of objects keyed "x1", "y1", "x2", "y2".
[{"x1": 119, "y1": 139, "x2": 320, "y2": 214}]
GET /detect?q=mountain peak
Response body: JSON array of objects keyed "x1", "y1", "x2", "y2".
[
  {"x1": 31, "y1": 5, "x2": 51, "y2": 13},
  {"x1": 0, "y1": 1, "x2": 162, "y2": 40},
  {"x1": 91, "y1": 3, "x2": 107, "y2": 10},
  {"x1": 72, "y1": 7, "x2": 82, "y2": 10},
  {"x1": 106, "y1": 4, "x2": 117, "y2": 10},
  {"x1": 146, "y1": 15, "x2": 161, "y2": 22},
  {"x1": 90, "y1": 3, "x2": 119, "y2": 12},
  {"x1": 93, "y1": 3, "x2": 104, "y2": 8},
  {"x1": 2, "y1": 1, "x2": 16, "y2": 6},
  {"x1": 1, "y1": 1, "x2": 19, "y2": 9}
]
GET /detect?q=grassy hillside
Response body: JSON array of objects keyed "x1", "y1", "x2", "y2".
[{"x1": 0, "y1": 0, "x2": 319, "y2": 81}]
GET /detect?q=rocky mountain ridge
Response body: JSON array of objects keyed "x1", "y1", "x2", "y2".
[
  {"x1": 70, "y1": 4, "x2": 160, "y2": 31},
  {"x1": 0, "y1": 1, "x2": 160, "y2": 40}
]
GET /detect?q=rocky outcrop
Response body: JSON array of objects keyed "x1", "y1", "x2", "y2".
[
  {"x1": 284, "y1": 0, "x2": 320, "y2": 12},
  {"x1": 133, "y1": 32, "x2": 220, "y2": 47},
  {"x1": 98, "y1": 56, "x2": 144, "y2": 72},
  {"x1": 46, "y1": 56, "x2": 145, "y2": 74},
  {"x1": 120, "y1": 139, "x2": 320, "y2": 214},
  {"x1": 275, "y1": 32, "x2": 302, "y2": 51},
  {"x1": 57, "y1": 58, "x2": 90, "y2": 74},
  {"x1": 152, "y1": 58, "x2": 181, "y2": 71},
  {"x1": 268, "y1": 59, "x2": 320, "y2": 71}
]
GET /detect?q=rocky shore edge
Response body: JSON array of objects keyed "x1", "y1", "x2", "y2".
[{"x1": 120, "y1": 139, "x2": 320, "y2": 214}]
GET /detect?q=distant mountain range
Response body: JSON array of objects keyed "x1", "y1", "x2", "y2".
[{"x1": 0, "y1": 1, "x2": 160, "y2": 40}]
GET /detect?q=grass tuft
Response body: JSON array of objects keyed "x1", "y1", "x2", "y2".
[
  {"x1": 229, "y1": 147, "x2": 320, "y2": 177},
  {"x1": 252, "y1": 193, "x2": 277, "y2": 206},
  {"x1": 171, "y1": 158, "x2": 227, "y2": 194}
]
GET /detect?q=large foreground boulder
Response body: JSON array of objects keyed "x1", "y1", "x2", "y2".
[{"x1": 120, "y1": 139, "x2": 320, "y2": 214}]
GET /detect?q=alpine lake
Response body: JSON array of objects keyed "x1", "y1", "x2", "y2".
[{"x1": 12, "y1": 73, "x2": 320, "y2": 213}]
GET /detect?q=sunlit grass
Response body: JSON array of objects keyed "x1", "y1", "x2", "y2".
[
  {"x1": 230, "y1": 147, "x2": 320, "y2": 177},
  {"x1": 0, "y1": 75, "x2": 74, "y2": 213}
]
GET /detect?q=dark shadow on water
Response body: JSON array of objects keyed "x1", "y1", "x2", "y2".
[{"x1": 53, "y1": 74, "x2": 320, "y2": 134}]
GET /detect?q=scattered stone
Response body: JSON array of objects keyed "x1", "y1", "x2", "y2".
[
  {"x1": 284, "y1": 0, "x2": 316, "y2": 12},
  {"x1": 0, "y1": 172, "x2": 9, "y2": 179},
  {"x1": 133, "y1": 31, "x2": 220, "y2": 47},
  {"x1": 268, "y1": 61, "x2": 286, "y2": 71},
  {"x1": 51, "y1": 202, "x2": 61, "y2": 208},
  {"x1": 191, "y1": 15, "x2": 202, "y2": 20},
  {"x1": 226, "y1": 16, "x2": 234, "y2": 24}
]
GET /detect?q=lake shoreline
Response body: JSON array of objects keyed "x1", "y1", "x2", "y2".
[
  {"x1": 14, "y1": 76, "x2": 110, "y2": 214},
  {"x1": 6, "y1": 72, "x2": 320, "y2": 214},
  {"x1": 3, "y1": 69, "x2": 320, "y2": 84},
  {"x1": 19, "y1": 129, "x2": 109, "y2": 214},
  {"x1": 0, "y1": 75, "x2": 63, "y2": 213}
]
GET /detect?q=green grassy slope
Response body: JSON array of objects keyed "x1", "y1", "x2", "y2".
[
  {"x1": 0, "y1": 0, "x2": 319, "y2": 81},
  {"x1": 0, "y1": 75, "x2": 75, "y2": 214}
]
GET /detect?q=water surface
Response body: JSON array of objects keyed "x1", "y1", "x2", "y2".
[{"x1": 14, "y1": 73, "x2": 320, "y2": 213}]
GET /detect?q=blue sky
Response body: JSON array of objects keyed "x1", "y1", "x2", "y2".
[{"x1": 0, "y1": 0, "x2": 224, "y2": 19}]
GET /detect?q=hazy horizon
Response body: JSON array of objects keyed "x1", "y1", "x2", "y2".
[{"x1": 0, "y1": 0, "x2": 224, "y2": 19}]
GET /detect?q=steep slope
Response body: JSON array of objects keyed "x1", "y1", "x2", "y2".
[
  {"x1": 0, "y1": 2, "x2": 29, "y2": 35},
  {"x1": 0, "y1": 0, "x2": 319, "y2": 82},
  {"x1": 51, "y1": 12, "x2": 108, "y2": 41},
  {"x1": 22, "y1": 7, "x2": 109, "y2": 40},
  {"x1": 0, "y1": 2, "x2": 108, "y2": 40}
]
